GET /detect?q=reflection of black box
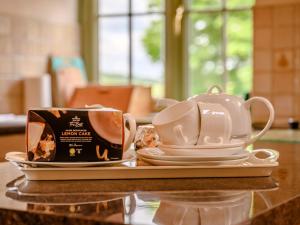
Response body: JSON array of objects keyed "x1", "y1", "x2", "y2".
[
  {"x1": 27, "y1": 199, "x2": 125, "y2": 223},
  {"x1": 26, "y1": 108, "x2": 124, "y2": 162}
]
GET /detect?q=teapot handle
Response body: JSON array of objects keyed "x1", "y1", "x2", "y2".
[
  {"x1": 123, "y1": 113, "x2": 137, "y2": 151},
  {"x1": 244, "y1": 97, "x2": 275, "y2": 145},
  {"x1": 207, "y1": 85, "x2": 224, "y2": 94}
]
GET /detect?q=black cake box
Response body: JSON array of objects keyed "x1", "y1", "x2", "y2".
[{"x1": 26, "y1": 108, "x2": 124, "y2": 162}]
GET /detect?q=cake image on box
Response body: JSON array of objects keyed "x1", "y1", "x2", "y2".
[
  {"x1": 27, "y1": 120, "x2": 56, "y2": 161},
  {"x1": 27, "y1": 122, "x2": 45, "y2": 152},
  {"x1": 26, "y1": 108, "x2": 125, "y2": 162}
]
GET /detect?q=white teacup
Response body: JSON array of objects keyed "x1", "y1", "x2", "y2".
[
  {"x1": 152, "y1": 101, "x2": 200, "y2": 146},
  {"x1": 197, "y1": 102, "x2": 232, "y2": 145},
  {"x1": 153, "y1": 100, "x2": 233, "y2": 146},
  {"x1": 155, "y1": 85, "x2": 275, "y2": 146}
]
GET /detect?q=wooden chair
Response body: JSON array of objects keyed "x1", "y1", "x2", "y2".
[
  {"x1": 48, "y1": 56, "x2": 154, "y2": 116},
  {"x1": 68, "y1": 85, "x2": 153, "y2": 116}
]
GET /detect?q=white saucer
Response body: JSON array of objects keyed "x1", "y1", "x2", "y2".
[
  {"x1": 139, "y1": 156, "x2": 248, "y2": 166},
  {"x1": 160, "y1": 139, "x2": 245, "y2": 149},
  {"x1": 138, "y1": 148, "x2": 279, "y2": 167},
  {"x1": 137, "y1": 148, "x2": 250, "y2": 162},
  {"x1": 5, "y1": 152, "x2": 135, "y2": 168},
  {"x1": 160, "y1": 145, "x2": 244, "y2": 157}
]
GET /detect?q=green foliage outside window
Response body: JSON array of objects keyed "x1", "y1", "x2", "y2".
[{"x1": 142, "y1": 0, "x2": 253, "y2": 98}]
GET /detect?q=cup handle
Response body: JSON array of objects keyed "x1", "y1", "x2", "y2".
[
  {"x1": 248, "y1": 149, "x2": 279, "y2": 164},
  {"x1": 173, "y1": 125, "x2": 189, "y2": 144},
  {"x1": 203, "y1": 136, "x2": 224, "y2": 144},
  {"x1": 244, "y1": 97, "x2": 275, "y2": 145},
  {"x1": 124, "y1": 194, "x2": 136, "y2": 215},
  {"x1": 123, "y1": 113, "x2": 136, "y2": 151}
]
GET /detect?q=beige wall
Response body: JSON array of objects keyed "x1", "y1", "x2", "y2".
[
  {"x1": 0, "y1": 0, "x2": 80, "y2": 114},
  {"x1": 0, "y1": 0, "x2": 78, "y2": 23},
  {"x1": 252, "y1": 1, "x2": 300, "y2": 127}
]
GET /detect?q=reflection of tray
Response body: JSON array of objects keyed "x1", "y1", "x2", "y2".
[
  {"x1": 17, "y1": 161, "x2": 278, "y2": 181},
  {"x1": 7, "y1": 175, "x2": 279, "y2": 196},
  {"x1": 6, "y1": 176, "x2": 130, "y2": 205},
  {"x1": 6, "y1": 190, "x2": 127, "y2": 205}
]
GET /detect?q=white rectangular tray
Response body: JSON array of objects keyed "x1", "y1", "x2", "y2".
[{"x1": 18, "y1": 162, "x2": 278, "y2": 181}]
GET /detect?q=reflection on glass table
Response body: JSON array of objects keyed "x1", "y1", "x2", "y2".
[
  {"x1": 147, "y1": 191, "x2": 252, "y2": 225},
  {"x1": 6, "y1": 175, "x2": 278, "y2": 225}
]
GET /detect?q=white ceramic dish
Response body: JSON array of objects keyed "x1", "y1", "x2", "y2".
[
  {"x1": 139, "y1": 156, "x2": 248, "y2": 166},
  {"x1": 5, "y1": 151, "x2": 135, "y2": 168},
  {"x1": 159, "y1": 139, "x2": 245, "y2": 149},
  {"x1": 137, "y1": 148, "x2": 250, "y2": 162},
  {"x1": 160, "y1": 145, "x2": 244, "y2": 157}
]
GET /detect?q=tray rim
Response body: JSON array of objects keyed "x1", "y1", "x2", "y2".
[{"x1": 19, "y1": 162, "x2": 279, "y2": 171}]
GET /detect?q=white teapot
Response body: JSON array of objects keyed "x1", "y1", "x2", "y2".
[
  {"x1": 190, "y1": 85, "x2": 274, "y2": 145},
  {"x1": 157, "y1": 85, "x2": 274, "y2": 145}
]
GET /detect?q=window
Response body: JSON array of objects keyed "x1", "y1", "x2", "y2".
[
  {"x1": 97, "y1": 0, "x2": 254, "y2": 99},
  {"x1": 187, "y1": 0, "x2": 254, "y2": 97},
  {"x1": 97, "y1": 0, "x2": 165, "y2": 98}
]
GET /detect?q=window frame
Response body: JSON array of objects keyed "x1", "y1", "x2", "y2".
[
  {"x1": 95, "y1": 0, "x2": 253, "y2": 100},
  {"x1": 181, "y1": 0, "x2": 253, "y2": 98},
  {"x1": 97, "y1": 0, "x2": 166, "y2": 85}
]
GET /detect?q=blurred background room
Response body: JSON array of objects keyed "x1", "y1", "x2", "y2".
[{"x1": 0, "y1": 0, "x2": 299, "y2": 159}]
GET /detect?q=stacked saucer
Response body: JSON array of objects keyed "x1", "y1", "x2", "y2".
[
  {"x1": 159, "y1": 139, "x2": 245, "y2": 157},
  {"x1": 135, "y1": 123, "x2": 254, "y2": 166},
  {"x1": 137, "y1": 147, "x2": 279, "y2": 167},
  {"x1": 137, "y1": 146, "x2": 249, "y2": 166}
]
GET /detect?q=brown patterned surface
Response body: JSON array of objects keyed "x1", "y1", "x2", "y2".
[{"x1": 1, "y1": 141, "x2": 300, "y2": 224}]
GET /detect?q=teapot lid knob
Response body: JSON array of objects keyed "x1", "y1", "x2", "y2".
[{"x1": 207, "y1": 85, "x2": 224, "y2": 94}]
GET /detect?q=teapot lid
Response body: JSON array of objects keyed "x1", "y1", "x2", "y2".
[
  {"x1": 201, "y1": 85, "x2": 244, "y2": 101},
  {"x1": 207, "y1": 85, "x2": 225, "y2": 95}
]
